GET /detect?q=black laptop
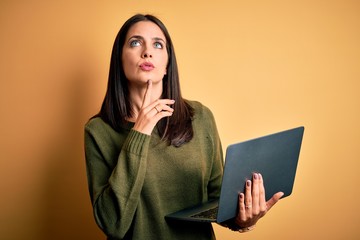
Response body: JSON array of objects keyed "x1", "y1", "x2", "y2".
[{"x1": 165, "y1": 126, "x2": 304, "y2": 223}]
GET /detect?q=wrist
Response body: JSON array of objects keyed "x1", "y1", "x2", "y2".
[
  {"x1": 237, "y1": 224, "x2": 256, "y2": 233},
  {"x1": 222, "y1": 219, "x2": 256, "y2": 233}
]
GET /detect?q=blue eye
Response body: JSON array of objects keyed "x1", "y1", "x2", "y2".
[
  {"x1": 154, "y1": 42, "x2": 163, "y2": 49},
  {"x1": 130, "y1": 40, "x2": 141, "y2": 47}
]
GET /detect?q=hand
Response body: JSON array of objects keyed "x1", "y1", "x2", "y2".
[
  {"x1": 235, "y1": 173, "x2": 284, "y2": 229},
  {"x1": 132, "y1": 80, "x2": 175, "y2": 135}
]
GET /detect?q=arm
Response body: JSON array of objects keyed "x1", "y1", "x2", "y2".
[
  {"x1": 85, "y1": 126, "x2": 150, "y2": 238},
  {"x1": 205, "y1": 106, "x2": 224, "y2": 200},
  {"x1": 85, "y1": 80, "x2": 174, "y2": 238}
]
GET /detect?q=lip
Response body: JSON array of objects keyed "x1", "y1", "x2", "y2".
[{"x1": 139, "y1": 62, "x2": 155, "y2": 71}]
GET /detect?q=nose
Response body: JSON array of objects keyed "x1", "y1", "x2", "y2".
[
  {"x1": 141, "y1": 44, "x2": 152, "y2": 58},
  {"x1": 142, "y1": 51, "x2": 152, "y2": 58}
]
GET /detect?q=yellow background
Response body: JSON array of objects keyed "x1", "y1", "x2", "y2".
[{"x1": 1, "y1": 0, "x2": 359, "y2": 239}]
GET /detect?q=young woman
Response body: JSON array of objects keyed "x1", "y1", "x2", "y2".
[{"x1": 84, "y1": 14, "x2": 283, "y2": 240}]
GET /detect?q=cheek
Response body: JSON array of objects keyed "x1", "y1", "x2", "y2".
[
  {"x1": 121, "y1": 61, "x2": 131, "y2": 77},
  {"x1": 159, "y1": 54, "x2": 169, "y2": 73},
  {"x1": 122, "y1": 52, "x2": 137, "y2": 74}
]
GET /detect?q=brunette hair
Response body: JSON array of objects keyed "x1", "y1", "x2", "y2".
[{"x1": 96, "y1": 14, "x2": 194, "y2": 147}]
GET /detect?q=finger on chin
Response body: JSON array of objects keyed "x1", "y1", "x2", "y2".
[{"x1": 142, "y1": 79, "x2": 152, "y2": 108}]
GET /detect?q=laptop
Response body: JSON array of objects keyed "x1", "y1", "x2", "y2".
[{"x1": 165, "y1": 126, "x2": 304, "y2": 223}]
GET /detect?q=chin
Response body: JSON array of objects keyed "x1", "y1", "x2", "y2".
[{"x1": 150, "y1": 78, "x2": 163, "y2": 84}]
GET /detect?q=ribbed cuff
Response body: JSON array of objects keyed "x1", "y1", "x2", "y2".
[{"x1": 123, "y1": 129, "x2": 151, "y2": 156}]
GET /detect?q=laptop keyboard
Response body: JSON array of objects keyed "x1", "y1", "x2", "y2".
[{"x1": 191, "y1": 206, "x2": 219, "y2": 219}]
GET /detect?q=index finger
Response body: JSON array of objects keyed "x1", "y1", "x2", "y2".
[
  {"x1": 258, "y1": 173, "x2": 266, "y2": 211},
  {"x1": 141, "y1": 79, "x2": 152, "y2": 108}
]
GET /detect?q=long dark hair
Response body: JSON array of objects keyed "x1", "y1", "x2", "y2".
[{"x1": 96, "y1": 14, "x2": 194, "y2": 147}]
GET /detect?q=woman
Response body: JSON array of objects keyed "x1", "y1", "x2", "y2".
[{"x1": 84, "y1": 14, "x2": 283, "y2": 240}]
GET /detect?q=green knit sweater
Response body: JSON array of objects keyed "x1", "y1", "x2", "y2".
[{"x1": 84, "y1": 100, "x2": 224, "y2": 240}]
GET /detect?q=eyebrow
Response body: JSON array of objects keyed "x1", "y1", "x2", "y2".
[{"x1": 128, "y1": 35, "x2": 166, "y2": 44}]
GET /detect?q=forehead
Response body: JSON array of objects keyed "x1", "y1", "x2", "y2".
[{"x1": 126, "y1": 21, "x2": 166, "y2": 40}]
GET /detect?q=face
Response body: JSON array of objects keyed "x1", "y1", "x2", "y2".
[{"x1": 122, "y1": 21, "x2": 168, "y2": 86}]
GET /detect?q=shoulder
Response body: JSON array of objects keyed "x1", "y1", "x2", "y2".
[
  {"x1": 185, "y1": 100, "x2": 215, "y2": 120},
  {"x1": 85, "y1": 117, "x2": 108, "y2": 133},
  {"x1": 84, "y1": 117, "x2": 120, "y2": 140},
  {"x1": 84, "y1": 117, "x2": 131, "y2": 154},
  {"x1": 185, "y1": 99, "x2": 217, "y2": 132},
  {"x1": 185, "y1": 100, "x2": 213, "y2": 115}
]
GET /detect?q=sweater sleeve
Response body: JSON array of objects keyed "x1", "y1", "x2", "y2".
[
  {"x1": 84, "y1": 123, "x2": 151, "y2": 239},
  {"x1": 193, "y1": 102, "x2": 224, "y2": 200},
  {"x1": 206, "y1": 108, "x2": 224, "y2": 200}
]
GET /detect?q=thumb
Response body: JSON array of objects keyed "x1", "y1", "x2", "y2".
[{"x1": 266, "y1": 192, "x2": 284, "y2": 211}]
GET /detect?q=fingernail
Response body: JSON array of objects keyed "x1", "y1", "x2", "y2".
[
  {"x1": 254, "y1": 173, "x2": 258, "y2": 179},
  {"x1": 246, "y1": 180, "x2": 251, "y2": 186}
]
